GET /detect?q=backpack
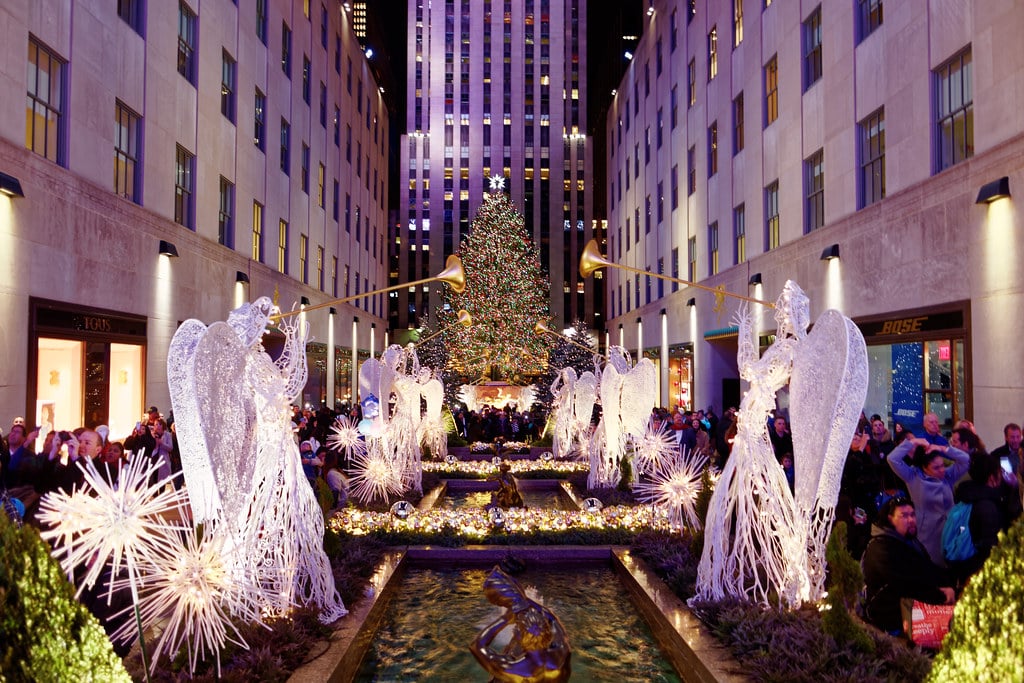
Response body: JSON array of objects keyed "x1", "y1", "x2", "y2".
[{"x1": 942, "y1": 501, "x2": 976, "y2": 562}]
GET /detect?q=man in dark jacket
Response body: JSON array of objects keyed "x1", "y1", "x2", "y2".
[{"x1": 862, "y1": 496, "x2": 955, "y2": 634}]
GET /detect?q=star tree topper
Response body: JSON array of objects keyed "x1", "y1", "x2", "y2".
[{"x1": 489, "y1": 175, "x2": 506, "y2": 192}]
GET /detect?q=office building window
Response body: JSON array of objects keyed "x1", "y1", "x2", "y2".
[
  {"x1": 645, "y1": 195, "x2": 652, "y2": 233},
  {"x1": 671, "y1": 248, "x2": 679, "y2": 291},
  {"x1": 688, "y1": 59, "x2": 696, "y2": 107},
  {"x1": 859, "y1": 108, "x2": 885, "y2": 207},
  {"x1": 174, "y1": 145, "x2": 195, "y2": 229},
  {"x1": 708, "y1": 26, "x2": 718, "y2": 80},
  {"x1": 708, "y1": 222, "x2": 719, "y2": 275},
  {"x1": 805, "y1": 149, "x2": 824, "y2": 231},
  {"x1": 671, "y1": 86, "x2": 678, "y2": 128},
  {"x1": 733, "y1": 92, "x2": 744, "y2": 154},
  {"x1": 935, "y1": 48, "x2": 973, "y2": 172},
  {"x1": 765, "y1": 181, "x2": 780, "y2": 250},
  {"x1": 733, "y1": 204, "x2": 746, "y2": 264},
  {"x1": 657, "y1": 181, "x2": 664, "y2": 223},
  {"x1": 254, "y1": 89, "x2": 266, "y2": 150},
  {"x1": 332, "y1": 179, "x2": 339, "y2": 220},
  {"x1": 318, "y1": 163, "x2": 325, "y2": 207},
  {"x1": 177, "y1": 2, "x2": 197, "y2": 84},
  {"x1": 764, "y1": 55, "x2": 778, "y2": 126},
  {"x1": 256, "y1": 0, "x2": 267, "y2": 44},
  {"x1": 278, "y1": 220, "x2": 288, "y2": 273},
  {"x1": 252, "y1": 201, "x2": 263, "y2": 262},
  {"x1": 320, "y1": 82, "x2": 327, "y2": 127},
  {"x1": 26, "y1": 37, "x2": 66, "y2": 164},
  {"x1": 670, "y1": 10, "x2": 678, "y2": 51},
  {"x1": 858, "y1": 0, "x2": 883, "y2": 42},
  {"x1": 317, "y1": 245, "x2": 324, "y2": 290},
  {"x1": 708, "y1": 121, "x2": 718, "y2": 176},
  {"x1": 281, "y1": 22, "x2": 292, "y2": 76},
  {"x1": 687, "y1": 146, "x2": 696, "y2": 195},
  {"x1": 113, "y1": 101, "x2": 140, "y2": 202},
  {"x1": 118, "y1": 0, "x2": 144, "y2": 35},
  {"x1": 301, "y1": 143, "x2": 310, "y2": 193},
  {"x1": 280, "y1": 118, "x2": 290, "y2": 174},
  {"x1": 302, "y1": 56, "x2": 311, "y2": 103},
  {"x1": 687, "y1": 237, "x2": 697, "y2": 281},
  {"x1": 733, "y1": 0, "x2": 744, "y2": 46},
  {"x1": 218, "y1": 177, "x2": 234, "y2": 247},
  {"x1": 803, "y1": 7, "x2": 822, "y2": 90},
  {"x1": 221, "y1": 50, "x2": 236, "y2": 122},
  {"x1": 299, "y1": 234, "x2": 308, "y2": 284},
  {"x1": 331, "y1": 256, "x2": 338, "y2": 296},
  {"x1": 671, "y1": 165, "x2": 679, "y2": 209}
]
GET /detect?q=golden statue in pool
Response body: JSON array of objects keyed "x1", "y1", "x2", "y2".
[{"x1": 470, "y1": 566, "x2": 571, "y2": 682}]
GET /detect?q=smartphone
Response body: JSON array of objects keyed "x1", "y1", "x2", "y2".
[{"x1": 1001, "y1": 457, "x2": 1014, "y2": 475}]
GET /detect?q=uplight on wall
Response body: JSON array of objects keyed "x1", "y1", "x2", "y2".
[{"x1": 820, "y1": 244, "x2": 840, "y2": 261}]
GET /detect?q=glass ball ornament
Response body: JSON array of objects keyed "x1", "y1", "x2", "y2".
[
  {"x1": 488, "y1": 507, "x2": 506, "y2": 527},
  {"x1": 540, "y1": 451, "x2": 554, "y2": 462},
  {"x1": 491, "y1": 455, "x2": 502, "y2": 465},
  {"x1": 390, "y1": 500, "x2": 414, "y2": 519},
  {"x1": 582, "y1": 497, "x2": 603, "y2": 514},
  {"x1": 445, "y1": 454, "x2": 458, "y2": 465}
]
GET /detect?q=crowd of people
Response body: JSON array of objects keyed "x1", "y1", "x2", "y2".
[{"x1": 3, "y1": 397, "x2": 1022, "y2": 642}]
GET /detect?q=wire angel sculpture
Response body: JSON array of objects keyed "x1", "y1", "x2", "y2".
[
  {"x1": 167, "y1": 297, "x2": 347, "y2": 623},
  {"x1": 694, "y1": 280, "x2": 867, "y2": 608}
]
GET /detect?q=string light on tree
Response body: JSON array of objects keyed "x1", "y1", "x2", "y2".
[{"x1": 442, "y1": 185, "x2": 551, "y2": 380}]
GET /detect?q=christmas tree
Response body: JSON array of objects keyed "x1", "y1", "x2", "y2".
[
  {"x1": 536, "y1": 318, "x2": 600, "y2": 408},
  {"x1": 441, "y1": 187, "x2": 551, "y2": 381}
]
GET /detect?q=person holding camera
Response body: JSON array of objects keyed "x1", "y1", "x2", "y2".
[
  {"x1": 44, "y1": 428, "x2": 103, "y2": 493},
  {"x1": 124, "y1": 420, "x2": 157, "y2": 460}
]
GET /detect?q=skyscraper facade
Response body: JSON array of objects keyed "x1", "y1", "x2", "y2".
[
  {"x1": 395, "y1": 0, "x2": 595, "y2": 332},
  {"x1": 606, "y1": 0, "x2": 1024, "y2": 441},
  {"x1": 0, "y1": 0, "x2": 389, "y2": 432}
]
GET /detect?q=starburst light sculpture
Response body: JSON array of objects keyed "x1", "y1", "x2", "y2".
[
  {"x1": 111, "y1": 527, "x2": 264, "y2": 677},
  {"x1": 631, "y1": 423, "x2": 679, "y2": 477},
  {"x1": 634, "y1": 449, "x2": 708, "y2": 531},
  {"x1": 38, "y1": 454, "x2": 188, "y2": 602},
  {"x1": 348, "y1": 449, "x2": 404, "y2": 504},
  {"x1": 328, "y1": 414, "x2": 368, "y2": 463}
]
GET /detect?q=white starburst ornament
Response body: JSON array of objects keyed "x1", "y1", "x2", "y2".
[
  {"x1": 634, "y1": 449, "x2": 708, "y2": 531},
  {"x1": 328, "y1": 414, "x2": 368, "y2": 462},
  {"x1": 38, "y1": 454, "x2": 188, "y2": 602},
  {"x1": 111, "y1": 527, "x2": 264, "y2": 677},
  {"x1": 349, "y1": 449, "x2": 404, "y2": 504},
  {"x1": 631, "y1": 423, "x2": 679, "y2": 476}
]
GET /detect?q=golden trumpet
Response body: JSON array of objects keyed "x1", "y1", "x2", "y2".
[
  {"x1": 534, "y1": 320, "x2": 608, "y2": 359},
  {"x1": 272, "y1": 255, "x2": 466, "y2": 321},
  {"x1": 578, "y1": 238, "x2": 774, "y2": 308},
  {"x1": 415, "y1": 309, "x2": 473, "y2": 346}
]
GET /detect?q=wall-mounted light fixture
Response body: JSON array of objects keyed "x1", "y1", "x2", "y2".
[
  {"x1": 975, "y1": 176, "x2": 1011, "y2": 204},
  {"x1": 0, "y1": 171, "x2": 25, "y2": 198},
  {"x1": 820, "y1": 244, "x2": 840, "y2": 261},
  {"x1": 748, "y1": 272, "x2": 762, "y2": 286},
  {"x1": 300, "y1": 296, "x2": 311, "y2": 306},
  {"x1": 235, "y1": 271, "x2": 250, "y2": 283},
  {"x1": 660, "y1": 308, "x2": 667, "y2": 316},
  {"x1": 686, "y1": 297, "x2": 697, "y2": 307},
  {"x1": 158, "y1": 240, "x2": 179, "y2": 257},
  {"x1": 329, "y1": 307, "x2": 337, "y2": 315}
]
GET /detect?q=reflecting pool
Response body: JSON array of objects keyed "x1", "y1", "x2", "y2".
[
  {"x1": 356, "y1": 566, "x2": 681, "y2": 682},
  {"x1": 441, "y1": 488, "x2": 576, "y2": 511}
]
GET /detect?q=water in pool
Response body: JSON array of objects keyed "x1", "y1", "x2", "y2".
[
  {"x1": 442, "y1": 488, "x2": 576, "y2": 511},
  {"x1": 356, "y1": 566, "x2": 681, "y2": 682}
]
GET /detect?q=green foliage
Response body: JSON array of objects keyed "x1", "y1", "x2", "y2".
[
  {"x1": 929, "y1": 516, "x2": 1024, "y2": 682},
  {"x1": 690, "y1": 466, "x2": 716, "y2": 555},
  {"x1": 314, "y1": 477, "x2": 335, "y2": 519},
  {"x1": 822, "y1": 522, "x2": 874, "y2": 654},
  {"x1": 0, "y1": 513, "x2": 131, "y2": 682}
]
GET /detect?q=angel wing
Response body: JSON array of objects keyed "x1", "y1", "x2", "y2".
[
  {"x1": 599, "y1": 362, "x2": 625, "y2": 452},
  {"x1": 790, "y1": 309, "x2": 869, "y2": 514},
  {"x1": 573, "y1": 371, "x2": 599, "y2": 431},
  {"x1": 619, "y1": 359, "x2": 658, "y2": 438},
  {"x1": 168, "y1": 319, "x2": 222, "y2": 523},
  {"x1": 192, "y1": 322, "x2": 260, "y2": 528}
]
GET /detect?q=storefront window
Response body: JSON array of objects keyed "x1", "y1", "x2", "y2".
[
  {"x1": 668, "y1": 345, "x2": 693, "y2": 410},
  {"x1": 35, "y1": 337, "x2": 84, "y2": 438},
  {"x1": 865, "y1": 338, "x2": 965, "y2": 434},
  {"x1": 108, "y1": 343, "x2": 144, "y2": 440}
]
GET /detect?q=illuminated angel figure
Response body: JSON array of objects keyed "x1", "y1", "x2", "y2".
[
  {"x1": 168, "y1": 297, "x2": 346, "y2": 623},
  {"x1": 695, "y1": 282, "x2": 809, "y2": 608}
]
